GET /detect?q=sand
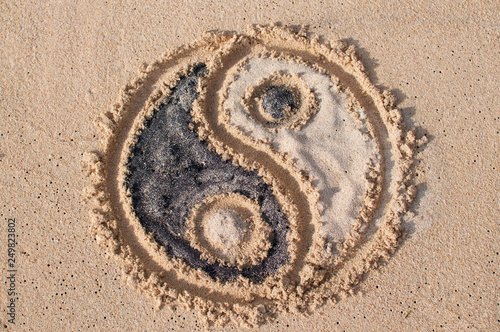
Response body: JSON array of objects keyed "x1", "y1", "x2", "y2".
[{"x1": 1, "y1": 1, "x2": 499, "y2": 331}]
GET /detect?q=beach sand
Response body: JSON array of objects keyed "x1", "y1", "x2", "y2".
[{"x1": 1, "y1": 1, "x2": 499, "y2": 330}]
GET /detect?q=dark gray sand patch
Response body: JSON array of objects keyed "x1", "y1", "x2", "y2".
[
  {"x1": 261, "y1": 86, "x2": 296, "y2": 119},
  {"x1": 126, "y1": 64, "x2": 289, "y2": 282}
]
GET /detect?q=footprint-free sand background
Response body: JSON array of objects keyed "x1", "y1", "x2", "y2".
[{"x1": 1, "y1": 1, "x2": 499, "y2": 330}]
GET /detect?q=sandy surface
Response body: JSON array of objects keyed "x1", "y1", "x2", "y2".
[{"x1": 1, "y1": 1, "x2": 499, "y2": 331}]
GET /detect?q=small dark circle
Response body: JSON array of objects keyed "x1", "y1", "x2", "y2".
[{"x1": 261, "y1": 86, "x2": 295, "y2": 119}]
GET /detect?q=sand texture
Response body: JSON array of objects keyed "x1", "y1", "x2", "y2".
[{"x1": 1, "y1": 1, "x2": 499, "y2": 331}]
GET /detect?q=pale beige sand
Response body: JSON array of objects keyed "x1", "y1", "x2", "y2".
[
  {"x1": 225, "y1": 56, "x2": 380, "y2": 242},
  {"x1": 1, "y1": 1, "x2": 499, "y2": 331}
]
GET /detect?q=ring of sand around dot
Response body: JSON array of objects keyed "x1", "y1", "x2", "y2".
[
  {"x1": 185, "y1": 193, "x2": 272, "y2": 269},
  {"x1": 242, "y1": 71, "x2": 318, "y2": 131}
]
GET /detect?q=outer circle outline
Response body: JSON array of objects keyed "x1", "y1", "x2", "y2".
[{"x1": 83, "y1": 25, "x2": 419, "y2": 327}]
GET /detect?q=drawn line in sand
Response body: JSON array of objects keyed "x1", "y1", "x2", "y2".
[{"x1": 82, "y1": 25, "x2": 427, "y2": 327}]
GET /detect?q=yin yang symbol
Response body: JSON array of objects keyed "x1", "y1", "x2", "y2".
[{"x1": 83, "y1": 25, "x2": 420, "y2": 327}]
